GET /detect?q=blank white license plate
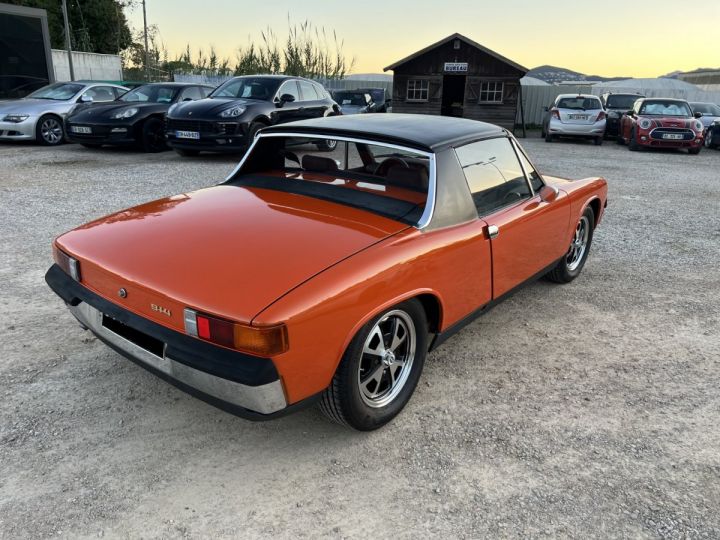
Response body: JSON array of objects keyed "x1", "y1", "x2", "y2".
[
  {"x1": 175, "y1": 130, "x2": 200, "y2": 140},
  {"x1": 663, "y1": 133, "x2": 683, "y2": 140},
  {"x1": 70, "y1": 126, "x2": 91, "y2": 134},
  {"x1": 568, "y1": 114, "x2": 588, "y2": 120}
]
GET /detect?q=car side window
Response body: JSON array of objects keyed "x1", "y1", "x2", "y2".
[
  {"x1": 199, "y1": 86, "x2": 213, "y2": 98},
  {"x1": 298, "y1": 80, "x2": 318, "y2": 102},
  {"x1": 179, "y1": 86, "x2": 203, "y2": 101},
  {"x1": 277, "y1": 80, "x2": 300, "y2": 102},
  {"x1": 113, "y1": 87, "x2": 127, "y2": 99},
  {"x1": 513, "y1": 142, "x2": 544, "y2": 193},
  {"x1": 455, "y1": 137, "x2": 532, "y2": 217},
  {"x1": 84, "y1": 86, "x2": 117, "y2": 102},
  {"x1": 313, "y1": 83, "x2": 327, "y2": 100}
]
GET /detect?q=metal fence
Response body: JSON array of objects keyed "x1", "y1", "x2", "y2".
[{"x1": 173, "y1": 73, "x2": 392, "y2": 94}]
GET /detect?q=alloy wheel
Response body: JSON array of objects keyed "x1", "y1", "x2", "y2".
[
  {"x1": 357, "y1": 310, "x2": 416, "y2": 408},
  {"x1": 41, "y1": 118, "x2": 63, "y2": 144},
  {"x1": 566, "y1": 215, "x2": 590, "y2": 271}
]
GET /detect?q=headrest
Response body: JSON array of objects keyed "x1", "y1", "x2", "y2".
[
  {"x1": 302, "y1": 155, "x2": 339, "y2": 173},
  {"x1": 386, "y1": 166, "x2": 428, "y2": 192}
]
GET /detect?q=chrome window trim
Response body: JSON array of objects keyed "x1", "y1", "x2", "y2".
[
  {"x1": 509, "y1": 135, "x2": 547, "y2": 191},
  {"x1": 224, "y1": 131, "x2": 437, "y2": 230}
]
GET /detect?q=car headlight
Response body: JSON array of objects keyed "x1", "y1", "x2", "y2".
[
  {"x1": 638, "y1": 118, "x2": 653, "y2": 130},
  {"x1": 693, "y1": 120, "x2": 703, "y2": 131},
  {"x1": 110, "y1": 107, "x2": 139, "y2": 120},
  {"x1": 219, "y1": 106, "x2": 246, "y2": 118},
  {"x1": 3, "y1": 113, "x2": 29, "y2": 123}
]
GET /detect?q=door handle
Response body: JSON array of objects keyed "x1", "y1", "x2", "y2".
[{"x1": 487, "y1": 225, "x2": 499, "y2": 239}]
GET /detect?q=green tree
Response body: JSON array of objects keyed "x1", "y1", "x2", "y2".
[{"x1": 5, "y1": 0, "x2": 132, "y2": 54}]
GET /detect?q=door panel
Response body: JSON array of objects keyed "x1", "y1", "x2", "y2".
[{"x1": 486, "y1": 192, "x2": 571, "y2": 298}]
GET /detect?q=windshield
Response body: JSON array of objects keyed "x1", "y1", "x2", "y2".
[
  {"x1": 606, "y1": 95, "x2": 639, "y2": 109},
  {"x1": 334, "y1": 92, "x2": 368, "y2": 106},
  {"x1": 232, "y1": 136, "x2": 431, "y2": 225},
  {"x1": 28, "y1": 82, "x2": 84, "y2": 100},
  {"x1": 691, "y1": 103, "x2": 720, "y2": 116},
  {"x1": 210, "y1": 77, "x2": 280, "y2": 100},
  {"x1": 120, "y1": 85, "x2": 178, "y2": 103},
  {"x1": 639, "y1": 101, "x2": 692, "y2": 116},
  {"x1": 556, "y1": 97, "x2": 602, "y2": 110}
]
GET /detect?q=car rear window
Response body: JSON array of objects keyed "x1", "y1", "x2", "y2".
[
  {"x1": 606, "y1": 95, "x2": 639, "y2": 109},
  {"x1": 230, "y1": 136, "x2": 431, "y2": 225},
  {"x1": 557, "y1": 97, "x2": 602, "y2": 110}
]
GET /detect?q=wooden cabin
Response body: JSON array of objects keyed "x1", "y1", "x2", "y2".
[{"x1": 384, "y1": 33, "x2": 527, "y2": 129}]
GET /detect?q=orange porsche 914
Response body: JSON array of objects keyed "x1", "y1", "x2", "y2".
[{"x1": 46, "y1": 114, "x2": 608, "y2": 430}]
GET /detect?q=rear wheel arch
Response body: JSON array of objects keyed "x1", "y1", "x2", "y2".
[{"x1": 338, "y1": 291, "x2": 445, "y2": 362}]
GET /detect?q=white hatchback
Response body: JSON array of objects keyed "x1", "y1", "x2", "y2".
[{"x1": 542, "y1": 94, "x2": 606, "y2": 145}]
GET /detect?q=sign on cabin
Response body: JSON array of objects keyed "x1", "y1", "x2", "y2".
[{"x1": 444, "y1": 62, "x2": 468, "y2": 73}]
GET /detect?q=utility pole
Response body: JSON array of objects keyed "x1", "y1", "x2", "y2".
[
  {"x1": 61, "y1": 0, "x2": 75, "y2": 81},
  {"x1": 142, "y1": 0, "x2": 150, "y2": 81}
]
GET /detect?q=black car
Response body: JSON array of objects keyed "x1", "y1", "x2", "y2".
[
  {"x1": 65, "y1": 83, "x2": 213, "y2": 152},
  {"x1": 165, "y1": 75, "x2": 341, "y2": 156},
  {"x1": 352, "y1": 87, "x2": 390, "y2": 112},
  {"x1": 600, "y1": 92, "x2": 644, "y2": 139}
]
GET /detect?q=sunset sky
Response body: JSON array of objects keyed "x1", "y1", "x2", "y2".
[{"x1": 126, "y1": 0, "x2": 720, "y2": 77}]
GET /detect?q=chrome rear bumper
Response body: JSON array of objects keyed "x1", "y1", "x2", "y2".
[{"x1": 69, "y1": 301, "x2": 288, "y2": 415}]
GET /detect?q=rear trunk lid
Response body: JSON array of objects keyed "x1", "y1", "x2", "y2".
[{"x1": 56, "y1": 185, "x2": 408, "y2": 330}]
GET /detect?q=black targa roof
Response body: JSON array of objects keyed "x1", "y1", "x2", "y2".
[{"x1": 260, "y1": 114, "x2": 507, "y2": 152}]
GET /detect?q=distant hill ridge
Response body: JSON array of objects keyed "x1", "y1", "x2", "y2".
[{"x1": 527, "y1": 65, "x2": 630, "y2": 84}]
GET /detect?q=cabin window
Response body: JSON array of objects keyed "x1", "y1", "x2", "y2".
[
  {"x1": 479, "y1": 81, "x2": 504, "y2": 104},
  {"x1": 406, "y1": 79, "x2": 429, "y2": 102}
]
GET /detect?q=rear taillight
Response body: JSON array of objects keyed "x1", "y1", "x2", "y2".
[
  {"x1": 184, "y1": 308, "x2": 288, "y2": 356},
  {"x1": 551, "y1": 108, "x2": 560, "y2": 120},
  {"x1": 596, "y1": 111, "x2": 606, "y2": 122},
  {"x1": 53, "y1": 246, "x2": 81, "y2": 281}
]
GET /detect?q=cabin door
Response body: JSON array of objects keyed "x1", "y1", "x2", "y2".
[{"x1": 441, "y1": 75, "x2": 466, "y2": 117}]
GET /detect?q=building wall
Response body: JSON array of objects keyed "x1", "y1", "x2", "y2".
[
  {"x1": 51, "y1": 50, "x2": 122, "y2": 81},
  {"x1": 389, "y1": 39, "x2": 523, "y2": 128}
]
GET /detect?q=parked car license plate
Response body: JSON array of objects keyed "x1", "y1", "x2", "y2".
[
  {"x1": 175, "y1": 130, "x2": 200, "y2": 140},
  {"x1": 662, "y1": 133, "x2": 683, "y2": 140},
  {"x1": 70, "y1": 126, "x2": 92, "y2": 134},
  {"x1": 568, "y1": 114, "x2": 588, "y2": 120}
]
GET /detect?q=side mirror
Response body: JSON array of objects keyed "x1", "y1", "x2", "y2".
[
  {"x1": 694, "y1": 111, "x2": 703, "y2": 119},
  {"x1": 539, "y1": 184, "x2": 559, "y2": 203},
  {"x1": 280, "y1": 93, "x2": 295, "y2": 103},
  {"x1": 79, "y1": 94, "x2": 93, "y2": 103}
]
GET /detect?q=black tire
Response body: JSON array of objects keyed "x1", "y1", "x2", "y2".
[
  {"x1": 81, "y1": 143, "x2": 102, "y2": 149},
  {"x1": 545, "y1": 206, "x2": 595, "y2": 284},
  {"x1": 35, "y1": 114, "x2": 64, "y2": 146},
  {"x1": 141, "y1": 117, "x2": 167, "y2": 153},
  {"x1": 315, "y1": 138, "x2": 338, "y2": 152},
  {"x1": 174, "y1": 148, "x2": 199, "y2": 157},
  {"x1": 704, "y1": 130, "x2": 714, "y2": 149},
  {"x1": 545, "y1": 132, "x2": 554, "y2": 143},
  {"x1": 593, "y1": 137, "x2": 603, "y2": 146},
  {"x1": 319, "y1": 299, "x2": 428, "y2": 431},
  {"x1": 688, "y1": 146, "x2": 701, "y2": 155},
  {"x1": 628, "y1": 128, "x2": 639, "y2": 151},
  {"x1": 541, "y1": 128, "x2": 546, "y2": 138},
  {"x1": 247, "y1": 121, "x2": 266, "y2": 145}
]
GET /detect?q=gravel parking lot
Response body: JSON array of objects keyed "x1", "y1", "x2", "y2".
[{"x1": 1, "y1": 137, "x2": 718, "y2": 539}]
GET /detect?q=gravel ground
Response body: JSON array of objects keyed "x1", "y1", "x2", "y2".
[{"x1": 1, "y1": 137, "x2": 718, "y2": 539}]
